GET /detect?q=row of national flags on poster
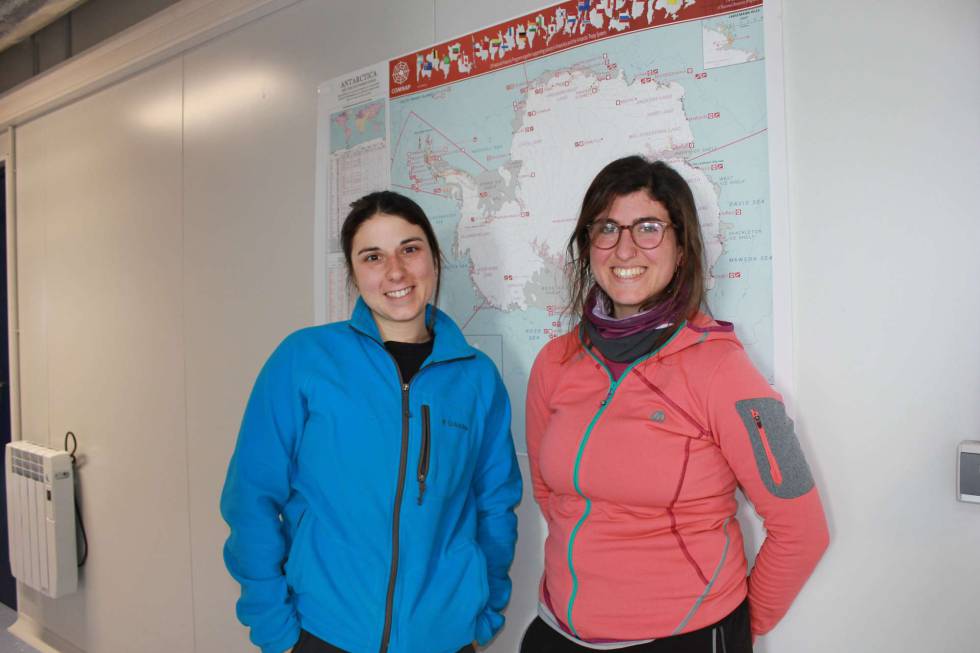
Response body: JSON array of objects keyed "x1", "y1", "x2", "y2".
[{"x1": 391, "y1": 0, "x2": 761, "y2": 98}]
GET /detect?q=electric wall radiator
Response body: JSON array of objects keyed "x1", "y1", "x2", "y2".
[{"x1": 4, "y1": 441, "x2": 78, "y2": 598}]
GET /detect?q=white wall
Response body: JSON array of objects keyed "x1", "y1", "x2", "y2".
[
  {"x1": 16, "y1": 58, "x2": 193, "y2": 653},
  {"x1": 3, "y1": 0, "x2": 979, "y2": 652},
  {"x1": 780, "y1": 1, "x2": 980, "y2": 650}
]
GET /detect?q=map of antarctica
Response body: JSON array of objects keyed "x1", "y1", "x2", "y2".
[{"x1": 323, "y1": 0, "x2": 775, "y2": 450}]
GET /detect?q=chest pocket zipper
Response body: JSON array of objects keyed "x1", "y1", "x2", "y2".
[{"x1": 417, "y1": 404, "x2": 431, "y2": 505}]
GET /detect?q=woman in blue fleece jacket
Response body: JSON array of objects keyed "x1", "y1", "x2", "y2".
[{"x1": 221, "y1": 191, "x2": 522, "y2": 653}]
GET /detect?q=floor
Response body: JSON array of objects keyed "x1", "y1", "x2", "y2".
[{"x1": 0, "y1": 604, "x2": 40, "y2": 653}]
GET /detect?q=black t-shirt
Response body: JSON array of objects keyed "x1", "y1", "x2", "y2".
[{"x1": 384, "y1": 338, "x2": 434, "y2": 383}]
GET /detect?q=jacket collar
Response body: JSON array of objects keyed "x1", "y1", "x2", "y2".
[{"x1": 348, "y1": 297, "x2": 476, "y2": 364}]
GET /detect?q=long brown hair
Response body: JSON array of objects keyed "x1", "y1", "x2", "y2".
[{"x1": 565, "y1": 156, "x2": 706, "y2": 350}]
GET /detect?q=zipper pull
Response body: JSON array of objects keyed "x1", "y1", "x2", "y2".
[
  {"x1": 417, "y1": 404, "x2": 431, "y2": 505},
  {"x1": 600, "y1": 387, "x2": 614, "y2": 406}
]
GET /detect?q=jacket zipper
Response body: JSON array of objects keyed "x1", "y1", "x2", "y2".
[
  {"x1": 371, "y1": 346, "x2": 466, "y2": 653},
  {"x1": 563, "y1": 323, "x2": 687, "y2": 636},
  {"x1": 565, "y1": 378, "x2": 616, "y2": 636},
  {"x1": 417, "y1": 405, "x2": 431, "y2": 505},
  {"x1": 750, "y1": 408, "x2": 783, "y2": 486},
  {"x1": 379, "y1": 380, "x2": 411, "y2": 653}
]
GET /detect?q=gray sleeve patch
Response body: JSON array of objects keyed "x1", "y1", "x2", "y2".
[{"x1": 735, "y1": 398, "x2": 814, "y2": 499}]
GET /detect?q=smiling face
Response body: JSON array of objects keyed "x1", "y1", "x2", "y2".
[
  {"x1": 350, "y1": 212, "x2": 438, "y2": 342},
  {"x1": 589, "y1": 190, "x2": 680, "y2": 319}
]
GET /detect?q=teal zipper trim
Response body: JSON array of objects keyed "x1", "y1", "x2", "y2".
[{"x1": 564, "y1": 321, "x2": 687, "y2": 635}]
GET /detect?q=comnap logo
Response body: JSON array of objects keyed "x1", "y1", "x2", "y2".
[{"x1": 392, "y1": 60, "x2": 410, "y2": 85}]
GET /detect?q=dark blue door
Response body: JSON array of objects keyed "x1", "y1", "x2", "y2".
[{"x1": 0, "y1": 165, "x2": 16, "y2": 609}]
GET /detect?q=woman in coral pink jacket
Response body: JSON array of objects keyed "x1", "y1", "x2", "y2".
[{"x1": 522, "y1": 156, "x2": 829, "y2": 653}]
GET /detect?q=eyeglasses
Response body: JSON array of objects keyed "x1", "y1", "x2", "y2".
[{"x1": 586, "y1": 218, "x2": 673, "y2": 250}]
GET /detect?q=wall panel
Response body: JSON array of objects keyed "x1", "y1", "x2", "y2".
[
  {"x1": 14, "y1": 58, "x2": 193, "y2": 652},
  {"x1": 781, "y1": 1, "x2": 980, "y2": 651}
]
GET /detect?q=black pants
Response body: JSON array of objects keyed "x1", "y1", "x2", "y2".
[
  {"x1": 519, "y1": 599, "x2": 752, "y2": 653},
  {"x1": 293, "y1": 629, "x2": 475, "y2": 653}
]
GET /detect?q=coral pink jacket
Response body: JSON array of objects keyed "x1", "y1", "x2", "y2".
[{"x1": 526, "y1": 316, "x2": 828, "y2": 642}]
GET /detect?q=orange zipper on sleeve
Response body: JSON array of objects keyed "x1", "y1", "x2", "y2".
[{"x1": 750, "y1": 408, "x2": 783, "y2": 486}]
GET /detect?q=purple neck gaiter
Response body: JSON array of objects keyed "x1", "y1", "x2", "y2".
[{"x1": 583, "y1": 284, "x2": 680, "y2": 338}]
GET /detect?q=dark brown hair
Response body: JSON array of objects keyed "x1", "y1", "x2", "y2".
[
  {"x1": 341, "y1": 190, "x2": 443, "y2": 304},
  {"x1": 566, "y1": 156, "x2": 706, "y2": 339}
]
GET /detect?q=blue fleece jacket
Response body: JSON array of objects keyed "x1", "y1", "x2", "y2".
[{"x1": 221, "y1": 299, "x2": 522, "y2": 653}]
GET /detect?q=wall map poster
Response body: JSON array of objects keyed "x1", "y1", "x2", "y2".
[{"x1": 316, "y1": 0, "x2": 790, "y2": 451}]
